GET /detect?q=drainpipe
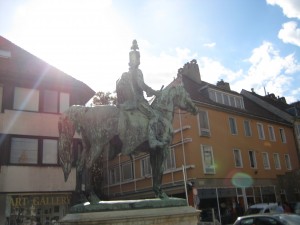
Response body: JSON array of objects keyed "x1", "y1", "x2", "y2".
[{"x1": 179, "y1": 109, "x2": 189, "y2": 204}]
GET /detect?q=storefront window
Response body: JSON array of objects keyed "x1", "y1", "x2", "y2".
[{"x1": 7, "y1": 194, "x2": 71, "y2": 225}]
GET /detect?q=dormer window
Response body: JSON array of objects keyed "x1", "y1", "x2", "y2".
[{"x1": 208, "y1": 88, "x2": 244, "y2": 109}]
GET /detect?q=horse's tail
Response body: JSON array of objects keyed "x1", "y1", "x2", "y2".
[{"x1": 58, "y1": 109, "x2": 76, "y2": 181}]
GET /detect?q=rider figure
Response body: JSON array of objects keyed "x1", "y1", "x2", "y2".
[{"x1": 116, "y1": 40, "x2": 165, "y2": 148}]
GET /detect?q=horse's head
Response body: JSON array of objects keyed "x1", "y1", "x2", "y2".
[
  {"x1": 172, "y1": 85, "x2": 198, "y2": 115},
  {"x1": 58, "y1": 112, "x2": 75, "y2": 181}
]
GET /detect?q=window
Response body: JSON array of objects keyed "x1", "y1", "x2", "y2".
[
  {"x1": 256, "y1": 217, "x2": 281, "y2": 225},
  {"x1": 201, "y1": 145, "x2": 215, "y2": 174},
  {"x1": 229, "y1": 96, "x2": 235, "y2": 106},
  {"x1": 0, "y1": 49, "x2": 11, "y2": 58},
  {"x1": 223, "y1": 95, "x2": 229, "y2": 105},
  {"x1": 239, "y1": 218, "x2": 254, "y2": 225},
  {"x1": 10, "y1": 137, "x2": 59, "y2": 165},
  {"x1": 122, "y1": 163, "x2": 133, "y2": 181},
  {"x1": 248, "y1": 150, "x2": 257, "y2": 168},
  {"x1": 273, "y1": 153, "x2": 281, "y2": 170},
  {"x1": 257, "y1": 123, "x2": 265, "y2": 140},
  {"x1": 10, "y1": 138, "x2": 38, "y2": 164},
  {"x1": 0, "y1": 85, "x2": 3, "y2": 112},
  {"x1": 279, "y1": 128, "x2": 287, "y2": 143},
  {"x1": 43, "y1": 90, "x2": 70, "y2": 113},
  {"x1": 164, "y1": 148, "x2": 176, "y2": 171},
  {"x1": 268, "y1": 126, "x2": 276, "y2": 141},
  {"x1": 60, "y1": 92, "x2": 70, "y2": 113},
  {"x1": 262, "y1": 152, "x2": 270, "y2": 169},
  {"x1": 43, "y1": 90, "x2": 58, "y2": 113},
  {"x1": 141, "y1": 156, "x2": 151, "y2": 177},
  {"x1": 295, "y1": 123, "x2": 300, "y2": 139},
  {"x1": 13, "y1": 87, "x2": 39, "y2": 111},
  {"x1": 233, "y1": 149, "x2": 243, "y2": 168},
  {"x1": 208, "y1": 89, "x2": 244, "y2": 109},
  {"x1": 42, "y1": 139, "x2": 58, "y2": 164},
  {"x1": 208, "y1": 90, "x2": 216, "y2": 102},
  {"x1": 109, "y1": 167, "x2": 120, "y2": 185},
  {"x1": 284, "y1": 154, "x2": 292, "y2": 170},
  {"x1": 216, "y1": 92, "x2": 222, "y2": 103},
  {"x1": 229, "y1": 117, "x2": 238, "y2": 135},
  {"x1": 243, "y1": 120, "x2": 252, "y2": 137},
  {"x1": 236, "y1": 98, "x2": 242, "y2": 108},
  {"x1": 198, "y1": 110, "x2": 210, "y2": 136}
]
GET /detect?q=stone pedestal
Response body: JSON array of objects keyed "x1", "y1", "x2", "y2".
[{"x1": 58, "y1": 198, "x2": 200, "y2": 225}]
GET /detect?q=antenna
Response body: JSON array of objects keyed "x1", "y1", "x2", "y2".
[{"x1": 263, "y1": 86, "x2": 267, "y2": 96}]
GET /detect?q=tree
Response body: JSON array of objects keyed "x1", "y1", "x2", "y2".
[{"x1": 92, "y1": 91, "x2": 117, "y2": 106}]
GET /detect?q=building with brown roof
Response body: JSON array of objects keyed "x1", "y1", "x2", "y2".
[
  {"x1": 102, "y1": 60, "x2": 299, "y2": 224},
  {"x1": 0, "y1": 36, "x2": 95, "y2": 224},
  {"x1": 241, "y1": 88, "x2": 300, "y2": 203}
]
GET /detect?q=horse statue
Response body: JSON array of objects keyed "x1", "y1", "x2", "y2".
[{"x1": 58, "y1": 83, "x2": 198, "y2": 201}]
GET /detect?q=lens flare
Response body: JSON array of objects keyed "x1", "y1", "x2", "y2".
[{"x1": 231, "y1": 172, "x2": 253, "y2": 188}]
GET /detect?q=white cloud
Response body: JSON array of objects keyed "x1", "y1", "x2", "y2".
[
  {"x1": 266, "y1": 0, "x2": 300, "y2": 19},
  {"x1": 203, "y1": 42, "x2": 216, "y2": 48},
  {"x1": 233, "y1": 42, "x2": 300, "y2": 102},
  {"x1": 142, "y1": 47, "x2": 198, "y2": 90},
  {"x1": 198, "y1": 57, "x2": 242, "y2": 85},
  {"x1": 278, "y1": 21, "x2": 300, "y2": 46}
]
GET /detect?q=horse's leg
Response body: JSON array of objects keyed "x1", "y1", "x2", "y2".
[
  {"x1": 150, "y1": 147, "x2": 168, "y2": 199},
  {"x1": 85, "y1": 142, "x2": 107, "y2": 204}
]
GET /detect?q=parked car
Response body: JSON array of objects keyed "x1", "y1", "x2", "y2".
[
  {"x1": 233, "y1": 213, "x2": 300, "y2": 225},
  {"x1": 244, "y1": 203, "x2": 281, "y2": 215},
  {"x1": 289, "y1": 202, "x2": 300, "y2": 214}
]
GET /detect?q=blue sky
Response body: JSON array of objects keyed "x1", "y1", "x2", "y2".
[{"x1": 0, "y1": 0, "x2": 300, "y2": 103}]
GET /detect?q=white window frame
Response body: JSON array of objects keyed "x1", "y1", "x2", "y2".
[
  {"x1": 248, "y1": 150, "x2": 257, "y2": 169},
  {"x1": 198, "y1": 110, "x2": 210, "y2": 137},
  {"x1": 233, "y1": 149, "x2": 243, "y2": 168},
  {"x1": 10, "y1": 137, "x2": 38, "y2": 164},
  {"x1": 279, "y1": 128, "x2": 287, "y2": 143},
  {"x1": 109, "y1": 167, "x2": 120, "y2": 185},
  {"x1": 141, "y1": 156, "x2": 151, "y2": 177},
  {"x1": 295, "y1": 123, "x2": 300, "y2": 139},
  {"x1": 257, "y1": 123, "x2": 265, "y2": 140},
  {"x1": 13, "y1": 87, "x2": 39, "y2": 112},
  {"x1": 42, "y1": 139, "x2": 58, "y2": 164},
  {"x1": 164, "y1": 148, "x2": 176, "y2": 171},
  {"x1": 59, "y1": 92, "x2": 70, "y2": 113},
  {"x1": 284, "y1": 154, "x2": 292, "y2": 170},
  {"x1": 273, "y1": 153, "x2": 281, "y2": 170},
  {"x1": 208, "y1": 89, "x2": 244, "y2": 109},
  {"x1": 262, "y1": 152, "x2": 270, "y2": 170},
  {"x1": 43, "y1": 90, "x2": 58, "y2": 113},
  {"x1": 122, "y1": 162, "x2": 133, "y2": 181},
  {"x1": 201, "y1": 145, "x2": 215, "y2": 174},
  {"x1": 268, "y1": 125, "x2": 276, "y2": 141},
  {"x1": 229, "y1": 117, "x2": 238, "y2": 135},
  {"x1": 243, "y1": 120, "x2": 252, "y2": 137},
  {"x1": 0, "y1": 85, "x2": 3, "y2": 112}
]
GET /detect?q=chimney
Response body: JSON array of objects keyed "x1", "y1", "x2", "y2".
[
  {"x1": 178, "y1": 59, "x2": 201, "y2": 84},
  {"x1": 216, "y1": 79, "x2": 231, "y2": 91}
]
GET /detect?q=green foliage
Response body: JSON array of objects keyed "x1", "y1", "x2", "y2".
[{"x1": 93, "y1": 91, "x2": 117, "y2": 106}]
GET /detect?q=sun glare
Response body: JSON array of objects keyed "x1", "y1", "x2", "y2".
[{"x1": 10, "y1": 0, "x2": 133, "y2": 92}]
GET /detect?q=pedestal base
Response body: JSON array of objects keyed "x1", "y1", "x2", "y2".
[{"x1": 59, "y1": 205, "x2": 199, "y2": 225}]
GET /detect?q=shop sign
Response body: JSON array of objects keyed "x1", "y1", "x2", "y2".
[{"x1": 10, "y1": 195, "x2": 71, "y2": 208}]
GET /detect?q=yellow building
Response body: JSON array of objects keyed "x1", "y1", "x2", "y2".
[{"x1": 102, "y1": 60, "x2": 299, "y2": 223}]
